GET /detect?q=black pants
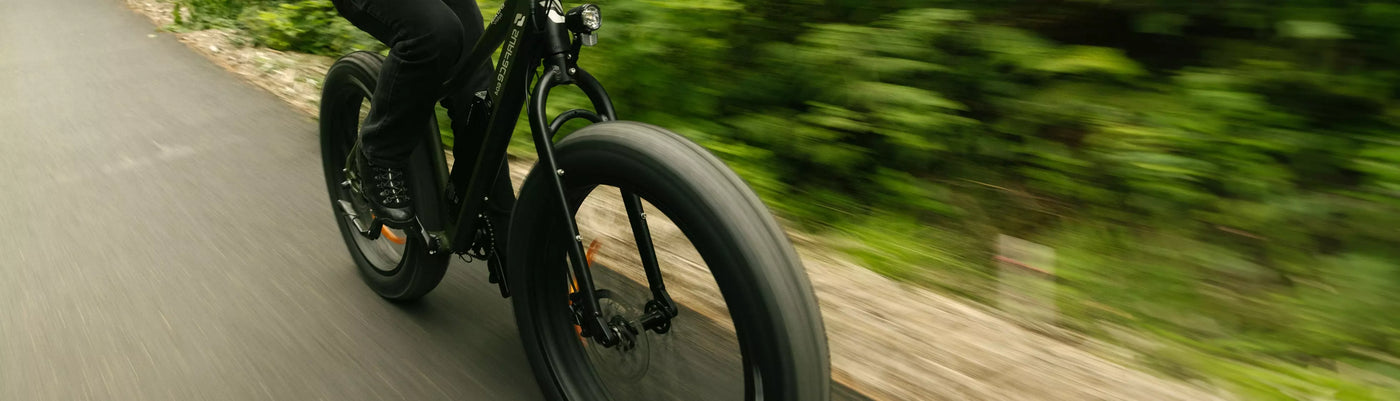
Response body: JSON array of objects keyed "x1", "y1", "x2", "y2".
[{"x1": 331, "y1": 0, "x2": 493, "y2": 167}]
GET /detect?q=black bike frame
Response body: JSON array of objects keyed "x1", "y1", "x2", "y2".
[{"x1": 424, "y1": 0, "x2": 627, "y2": 346}]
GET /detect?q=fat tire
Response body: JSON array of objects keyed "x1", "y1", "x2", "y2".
[
  {"x1": 508, "y1": 122, "x2": 830, "y2": 400},
  {"x1": 319, "y1": 51, "x2": 449, "y2": 302}
]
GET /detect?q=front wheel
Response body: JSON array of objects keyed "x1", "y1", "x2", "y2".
[
  {"x1": 319, "y1": 51, "x2": 448, "y2": 301},
  {"x1": 508, "y1": 122, "x2": 830, "y2": 400}
]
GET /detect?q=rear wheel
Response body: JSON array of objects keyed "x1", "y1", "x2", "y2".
[
  {"x1": 509, "y1": 122, "x2": 830, "y2": 400},
  {"x1": 320, "y1": 51, "x2": 448, "y2": 301}
]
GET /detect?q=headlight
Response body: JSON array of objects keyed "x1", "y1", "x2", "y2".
[{"x1": 566, "y1": 4, "x2": 602, "y2": 33}]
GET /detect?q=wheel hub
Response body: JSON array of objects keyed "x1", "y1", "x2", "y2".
[
  {"x1": 608, "y1": 315, "x2": 640, "y2": 351},
  {"x1": 587, "y1": 295, "x2": 651, "y2": 381}
]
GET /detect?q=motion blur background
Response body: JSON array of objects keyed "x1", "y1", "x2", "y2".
[{"x1": 163, "y1": 0, "x2": 1398, "y2": 399}]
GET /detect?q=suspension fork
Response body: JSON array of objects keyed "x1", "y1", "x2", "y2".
[
  {"x1": 530, "y1": 57, "x2": 676, "y2": 348},
  {"x1": 621, "y1": 192, "x2": 678, "y2": 333},
  {"x1": 530, "y1": 65, "x2": 619, "y2": 347},
  {"x1": 568, "y1": 65, "x2": 678, "y2": 332}
]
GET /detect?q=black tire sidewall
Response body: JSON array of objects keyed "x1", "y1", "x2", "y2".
[
  {"x1": 320, "y1": 52, "x2": 448, "y2": 302},
  {"x1": 508, "y1": 122, "x2": 830, "y2": 400}
]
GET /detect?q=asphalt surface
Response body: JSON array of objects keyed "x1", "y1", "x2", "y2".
[
  {"x1": 0, "y1": 0, "x2": 549, "y2": 399},
  {"x1": 0, "y1": 0, "x2": 869, "y2": 400}
]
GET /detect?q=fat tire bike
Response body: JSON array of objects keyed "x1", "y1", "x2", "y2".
[{"x1": 319, "y1": 1, "x2": 829, "y2": 399}]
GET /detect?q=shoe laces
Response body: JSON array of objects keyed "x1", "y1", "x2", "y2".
[{"x1": 370, "y1": 166, "x2": 411, "y2": 206}]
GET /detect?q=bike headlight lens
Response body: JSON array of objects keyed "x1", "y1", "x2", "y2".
[
  {"x1": 582, "y1": 5, "x2": 601, "y2": 31},
  {"x1": 567, "y1": 4, "x2": 602, "y2": 33}
]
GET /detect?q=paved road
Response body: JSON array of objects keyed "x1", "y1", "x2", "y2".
[
  {"x1": 0, "y1": 0, "x2": 867, "y2": 400},
  {"x1": 0, "y1": 0, "x2": 550, "y2": 399}
]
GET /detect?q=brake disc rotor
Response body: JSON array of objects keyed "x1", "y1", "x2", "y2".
[{"x1": 587, "y1": 296, "x2": 650, "y2": 381}]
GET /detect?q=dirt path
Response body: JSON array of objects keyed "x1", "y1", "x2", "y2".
[{"x1": 119, "y1": 1, "x2": 1235, "y2": 399}]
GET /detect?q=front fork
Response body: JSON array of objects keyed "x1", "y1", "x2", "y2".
[{"x1": 529, "y1": 54, "x2": 677, "y2": 349}]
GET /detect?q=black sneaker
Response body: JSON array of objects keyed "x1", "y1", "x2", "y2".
[{"x1": 355, "y1": 150, "x2": 415, "y2": 225}]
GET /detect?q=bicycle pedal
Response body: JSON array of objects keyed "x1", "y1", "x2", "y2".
[{"x1": 337, "y1": 199, "x2": 377, "y2": 237}]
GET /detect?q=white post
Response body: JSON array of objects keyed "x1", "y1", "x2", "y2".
[{"x1": 996, "y1": 234, "x2": 1058, "y2": 332}]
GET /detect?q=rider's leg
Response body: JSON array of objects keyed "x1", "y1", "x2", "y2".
[
  {"x1": 436, "y1": 1, "x2": 516, "y2": 240},
  {"x1": 438, "y1": 0, "x2": 494, "y2": 157},
  {"x1": 331, "y1": 0, "x2": 474, "y2": 168},
  {"x1": 331, "y1": 0, "x2": 480, "y2": 223}
]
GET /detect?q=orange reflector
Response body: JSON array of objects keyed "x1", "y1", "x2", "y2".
[
  {"x1": 572, "y1": 239, "x2": 602, "y2": 341},
  {"x1": 585, "y1": 239, "x2": 601, "y2": 267},
  {"x1": 381, "y1": 226, "x2": 407, "y2": 245}
]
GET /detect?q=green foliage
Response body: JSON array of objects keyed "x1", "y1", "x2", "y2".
[
  {"x1": 565, "y1": 0, "x2": 1400, "y2": 396},
  {"x1": 173, "y1": 0, "x2": 267, "y2": 29},
  {"x1": 171, "y1": 0, "x2": 380, "y2": 54},
  {"x1": 237, "y1": 1, "x2": 382, "y2": 55},
  {"x1": 180, "y1": 0, "x2": 1400, "y2": 397}
]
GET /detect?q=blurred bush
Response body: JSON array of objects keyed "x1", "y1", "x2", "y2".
[
  {"x1": 236, "y1": 0, "x2": 380, "y2": 55},
  {"x1": 541, "y1": 1, "x2": 1400, "y2": 397},
  {"x1": 173, "y1": 0, "x2": 381, "y2": 55},
  {"x1": 172, "y1": 0, "x2": 268, "y2": 29},
  {"x1": 177, "y1": 0, "x2": 1400, "y2": 398}
]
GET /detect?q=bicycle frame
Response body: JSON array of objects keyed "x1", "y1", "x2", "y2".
[{"x1": 412, "y1": 0, "x2": 630, "y2": 347}]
